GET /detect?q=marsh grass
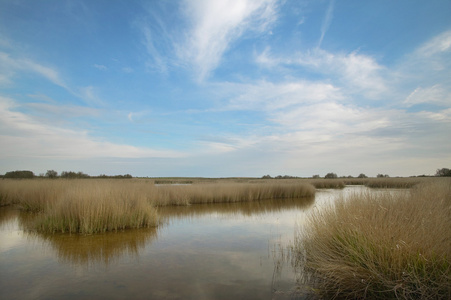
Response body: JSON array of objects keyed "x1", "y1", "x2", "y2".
[
  {"x1": 365, "y1": 177, "x2": 422, "y2": 189},
  {"x1": 35, "y1": 191, "x2": 158, "y2": 234},
  {"x1": 154, "y1": 182, "x2": 316, "y2": 206},
  {"x1": 0, "y1": 179, "x2": 315, "y2": 234},
  {"x1": 308, "y1": 179, "x2": 346, "y2": 189},
  {"x1": 295, "y1": 178, "x2": 451, "y2": 299}
]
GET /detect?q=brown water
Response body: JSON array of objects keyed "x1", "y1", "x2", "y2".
[{"x1": 0, "y1": 186, "x2": 370, "y2": 300}]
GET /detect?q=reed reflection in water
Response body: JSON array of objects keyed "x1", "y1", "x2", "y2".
[
  {"x1": 159, "y1": 196, "x2": 315, "y2": 221},
  {"x1": 1, "y1": 195, "x2": 317, "y2": 300},
  {"x1": 26, "y1": 228, "x2": 158, "y2": 267}
]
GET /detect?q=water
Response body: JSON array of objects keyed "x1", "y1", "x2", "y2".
[{"x1": 0, "y1": 186, "x2": 372, "y2": 299}]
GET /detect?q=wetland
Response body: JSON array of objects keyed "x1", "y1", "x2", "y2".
[{"x1": 0, "y1": 178, "x2": 450, "y2": 299}]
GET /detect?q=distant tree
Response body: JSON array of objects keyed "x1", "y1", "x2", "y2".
[
  {"x1": 45, "y1": 170, "x2": 58, "y2": 178},
  {"x1": 312, "y1": 175, "x2": 320, "y2": 179},
  {"x1": 435, "y1": 168, "x2": 451, "y2": 177},
  {"x1": 61, "y1": 171, "x2": 90, "y2": 179},
  {"x1": 262, "y1": 175, "x2": 272, "y2": 179},
  {"x1": 357, "y1": 173, "x2": 368, "y2": 178},
  {"x1": 61, "y1": 171, "x2": 76, "y2": 178},
  {"x1": 324, "y1": 172, "x2": 338, "y2": 179},
  {"x1": 377, "y1": 174, "x2": 389, "y2": 178},
  {"x1": 77, "y1": 171, "x2": 90, "y2": 178},
  {"x1": 4, "y1": 170, "x2": 35, "y2": 178}
]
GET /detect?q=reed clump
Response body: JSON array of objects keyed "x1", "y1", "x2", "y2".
[
  {"x1": 365, "y1": 177, "x2": 422, "y2": 189},
  {"x1": 35, "y1": 191, "x2": 158, "y2": 234},
  {"x1": 294, "y1": 178, "x2": 451, "y2": 299},
  {"x1": 154, "y1": 182, "x2": 316, "y2": 206},
  {"x1": 308, "y1": 179, "x2": 346, "y2": 189}
]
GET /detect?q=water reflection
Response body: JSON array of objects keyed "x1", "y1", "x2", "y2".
[
  {"x1": 26, "y1": 228, "x2": 158, "y2": 267},
  {"x1": 159, "y1": 196, "x2": 315, "y2": 221},
  {"x1": 0, "y1": 196, "x2": 317, "y2": 299},
  {"x1": 0, "y1": 208, "x2": 159, "y2": 268},
  {"x1": 0, "y1": 207, "x2": 18, "y2": 227}
]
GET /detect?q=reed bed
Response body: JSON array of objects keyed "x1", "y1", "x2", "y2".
[
  {"x1": 364, "y1": 177, "x2": 422, "y2": 189},
  {"x1": 0, "y1": 179, "x2": 315, "y2": 233},
  {"x1": 307, "y1": 179, "x2": 346, "y2": 189},
  {"x1": 35, "y1": 190, "x2": 158, "y2": 234},
  {"x1": 154, "y1": 182, "x2": 315, "y2": 206},
  {"x1": 294, "y1": 178, "x2": 451, "y2": 299}
]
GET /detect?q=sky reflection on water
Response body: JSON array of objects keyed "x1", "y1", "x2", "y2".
[{"x1": 0, "y1": 187, "x2": 371, "y2": 299}]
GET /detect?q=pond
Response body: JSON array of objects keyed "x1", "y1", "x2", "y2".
[{"x1": 0, "y1": 186, "x2": 381, "y2": 299}]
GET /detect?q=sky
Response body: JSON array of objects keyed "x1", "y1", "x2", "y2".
[{"x1": 0, "y1": 0, "x2": 450, "y2": 178}]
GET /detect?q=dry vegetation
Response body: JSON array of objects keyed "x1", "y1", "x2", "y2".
[
  {"x1": 0, "y1": 178, "x2": 315, "y2": 234},
  {"x1": 308, "y1": 179, "x2": 346, "y2": 189},
  {"x1": 294, "y1": 178, "x2": 451, "y2": 299}
]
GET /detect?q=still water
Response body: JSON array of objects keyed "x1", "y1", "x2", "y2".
[{"x1": 0, "y1": 186, "x2": 369, "y2": 300}]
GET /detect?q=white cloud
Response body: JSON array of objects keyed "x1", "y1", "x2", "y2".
[
  {"x1": 77, "y1": 86, "x2": 104, "y2": 106},
  {"x1": 141, "y1": 25, "x2": 169, "y2": 74},
  {"x1": 217, "y1": 79, "x2": 342, "y2": 111},
  {"x1": 179, "y1": 0, "x2": 278, "y2": 81},
  {"x1": 94, "y1": 64, "x2": 107, "y2": 70},
  {"x1": 415, "y1": 30, "x2": 451, "y2": 57},
  {"x1": 397, "y1": 30, "x2": 451, "y2": 84},
  {"x1": 318, "y1": 0, "x2": 335, "y2": 48},
  {"x1": 255, "y1": 48, "x2": 388, "y2": 99},
  {"x1": 0, "y1": 96, "x2": 184, "y2": 160},
  {"x1": 404, "y1": 85, "x2": 451, "y2": 107},
  {"x1": 0, "y1": 51, "x2": 68, "y2": 89}
]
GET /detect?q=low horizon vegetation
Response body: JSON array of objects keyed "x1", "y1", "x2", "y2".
[
  {"x1": 293, "y1": 178, "x2": 451, "y2": 299},
  {"x1": 2, "y1": 167, "x2": 451, "y2": 180}
]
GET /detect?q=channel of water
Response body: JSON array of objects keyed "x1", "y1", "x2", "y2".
[{"x1": 0, "y1": 186, "x2": 385, "y2": 299}]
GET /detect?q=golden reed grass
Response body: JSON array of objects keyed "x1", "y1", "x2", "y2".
[
  {"x1": 0, "y1": 179, "x2": 315, "y2": 234},
  {"x1": 294, "y1": 178, "x2": 451, "y2": 299}
]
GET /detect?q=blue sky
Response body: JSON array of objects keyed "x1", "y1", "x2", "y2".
[{"x1": 1, "y1": 0, "x2": 450, "y2": 177}]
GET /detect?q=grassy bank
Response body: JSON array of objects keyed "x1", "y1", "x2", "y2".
[
  {"x1": 0, "y1": 179, "x2": 315, "y2": 233},
  {"x1": 294, "y1": 178, "x2": 451, "y2": 299},
  {"x1": 154, "y1": 181, "x2": 315, "y2": 205},
  {"x1": 308, "y1": 179, "x2": 346, "y2": 189}
]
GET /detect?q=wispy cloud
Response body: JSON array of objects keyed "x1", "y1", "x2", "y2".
[
  {"x1": 94, "y1": 64, "x2": 107, "y2": 70},
  {"x1": 137, "y1": 0, "x2": 278, "y2": 81},
  {"x1": 203, "y1": 29, "x2": 451, "y2": 176},
  {"x1": 178, "y1": 0, "x2": 278, "y2": 81},
  {"x1": 141, "y1": 25, "x2": 169, "y2": 74},
  {"x1": 0, "y1": 51, "x2": 68, "y2": 89},
  {"x1": 0, "y1": 96, "x2": 184, "y2": 159},
  {"x1": 218, "y1": 80, "x2": 342, "y2": 111},
  {"x1": 255, "y1": 48, "x2": 388, "y2": 99},
  {"x1": 415, "y1": 30, "x2": 451, "y2": 57},
  {"x1": 404, "y1": 84, "x2": 451, "y2": 107},
  {"x1": 318, "y1": 0, "x2": 335, "y2": 48}
]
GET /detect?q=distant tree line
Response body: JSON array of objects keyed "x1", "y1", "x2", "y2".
[
  {"x1": 377, "y1": 174, "x2": 390, "y2": 178},
  {"x1": 436, "y1": 168, "x2": 451, "y2": 177},
  {"x1": 2, "y1": 170, "x2": 133, "y2": 179},
  {"x1": 262, "y1": 175, "x2": 300, "y2": 179},
  {"x1": 3, "y1": 170, "x2": 35, "y2": 178}
]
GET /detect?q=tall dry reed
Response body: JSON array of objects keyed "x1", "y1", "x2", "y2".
[
  {"x1": 307, "y1": 179, "x2": 346, "y2": 189},
  {"x1": 364, "y1": 177, "x2": 422, "y2": 189},
  {"x1": 154, "y1": 182, "x2": 315, "y2": 206},
  {"x1": 0, "y1": 179, "x2": 315, "y2": 233},
  {"x1": 35, "y1": 190, "x2": 158, "y2": 234},
  {"x1": 294, "y1": 178, "x2": 451, "y2": 299}
]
